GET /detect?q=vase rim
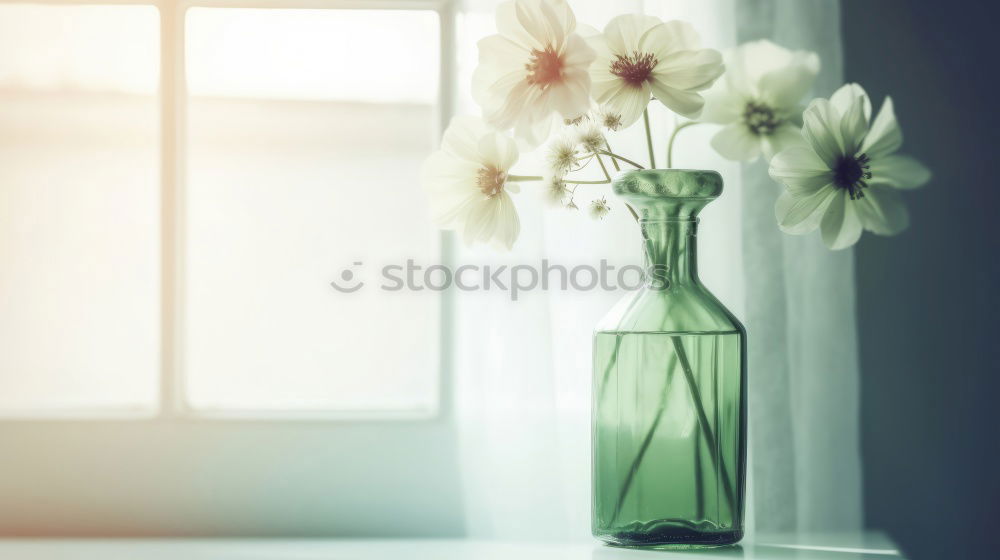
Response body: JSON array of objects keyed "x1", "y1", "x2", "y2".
[{"x1": 612, "y1": 168, "x2": 723, "y2": 201}]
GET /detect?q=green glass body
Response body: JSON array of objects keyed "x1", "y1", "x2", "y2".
[{"x1": 592, "y1": 170, "x2": 747, "y2": 548}]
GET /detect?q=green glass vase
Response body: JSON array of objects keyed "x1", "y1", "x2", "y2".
[{"x1": 592, "y1": 169, "x2": 747, "y2": 548}]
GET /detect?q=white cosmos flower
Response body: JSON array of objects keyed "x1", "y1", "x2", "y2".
[
  {"x1": 421, "y1": 116, "x2": 522, "y2": 250},
  {"x1": 702, "y1": 40, "x2": 820, "y2": 161},
  {"x1": 472, "y1": 0, "x2": 596, "y2": 146},
  {"x1": 769, "y1": 83, "x2": 931, "y2": 250},
  {"x1": 587, "y1": 15, "x2": 724, "y2": 127}
]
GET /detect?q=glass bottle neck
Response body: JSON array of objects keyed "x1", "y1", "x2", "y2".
[{"x1": 641, "y1": 218, "x2": 699, "y2": 286}]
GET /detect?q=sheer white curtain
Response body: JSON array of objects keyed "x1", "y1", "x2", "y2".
[{"x1": 450, "y1": 0, "x2": 860, "y2": 539}]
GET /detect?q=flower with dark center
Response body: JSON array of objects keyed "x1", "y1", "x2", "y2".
[
  {"x1": 525, "y1": 46, "x2": 565, "y2": 89},
  {"x1": 742, "y1": 102, "x2": 781, "y2": 135},
  {"x1": 769, "y1": 83, "x2": 930, "y2": 250},
  {"x1": 476, "y1": 166, "x2": 507, "y2": 199},
  {"x1": 832, "y1": 153, "x2": 872, "y2": 200},
  {"x1": 609, "y1": 52, "x2": 658, "y2": 88}
]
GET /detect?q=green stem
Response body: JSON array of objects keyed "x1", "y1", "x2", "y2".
[
  {"x1": 595, "y1": 151, "x2": 612, "y2": 182},
  {"x1": 609, "y1": 351, "x2": 678, "y2": 525},
  {"x1": 604, "y1": 140, "x2": 621, "y2": 172},
  {"x1": 564, "y1": 179, "x2": 610, "y2": 185},
  {"x1": 642, "y1": 109, "x2": 656, "y2": 168},
  {"x1": 670, "y1": 337, "x2": 737, "y2": 511},
  {"x1": 665, "y1": 121, "x2": 699, "y2": 169},
  {"x1": 597, "y1": 151, "x2": 644, "y2": 170},
  {"x1": 508, "y1": 174, "x2": 543, "y2": 182},
  {"x1": 603, "y1": 335, "x2": 738, "y2": 527}
]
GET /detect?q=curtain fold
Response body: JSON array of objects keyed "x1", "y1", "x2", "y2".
[{"x1": 451, "y1": 0, "x2": 859, "y2": 539}]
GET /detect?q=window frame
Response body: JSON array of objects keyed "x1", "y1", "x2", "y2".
[{"x1": 0, "y1": 0, "x2": 456, "y2": 422}]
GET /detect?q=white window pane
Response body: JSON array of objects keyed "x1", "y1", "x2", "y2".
[
  {"x1": 0, "y1": 5, "x2": 160, "y2": 413},
  {"x1": 183, "y1": 9, "x2": 441, "y2": 413}
]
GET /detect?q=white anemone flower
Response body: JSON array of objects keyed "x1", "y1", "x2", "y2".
[
  {"x1": 769, "y1": 83, "x2": 931, "y2": 250},
  {"x1": 472, "y1": 0, "x2": 596, "y2": 146},
  {"x1": 421, "y1": 116, "x2": 522, "y2": 249},
  {"x1": 587, "y1": 15, "x2": 724, "y2": 127},
  {"x1": 701, "y1": 40, "x2": 820, "y2": 161}
]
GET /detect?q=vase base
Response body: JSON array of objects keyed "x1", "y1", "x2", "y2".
[{"x1": 596, "y1": 519, "x2": 743, "y2": 548}]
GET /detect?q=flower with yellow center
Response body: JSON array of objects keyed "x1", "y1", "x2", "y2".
[
  {"x1": 421, "y1": 116, "x2": 522, "y2": 249},
  {"x1": 472, "y1": 0, "x2": 596, "y2": 147}
]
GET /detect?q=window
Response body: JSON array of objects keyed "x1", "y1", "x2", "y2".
[
  {"x1": 0, "y1": 1, "x2": 448, "y2": 418},
  {"x1": 0, "y1": 4, "x2": 161, "y2": 415}
]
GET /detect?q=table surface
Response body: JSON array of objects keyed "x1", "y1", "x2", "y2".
[{"x1": 0, "y1": 533, "x2": 905, "y2": 560}]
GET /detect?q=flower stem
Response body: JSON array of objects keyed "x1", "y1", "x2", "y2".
[
  {"x1": 597, "y1": 151, "x2": 644, "y2": 170},
  {"x1": 508, "y1": 175, "x2": 543, "y2": 181},
  {"x1": 643, "y1": 109, "x2": 656, "y2": 168},
  {"x1": 604, "y1": 335, "x2": 738, "y2": 526},
  {"x1": 608, "y1": 351, "x2": 678, "y2": 525},
  {"x1": 604, "y1": 140, "x2": 621, "y2": 172},
  {"x1": 670, "y1": 337, "x2": 737, "y2": 510},
  {"x1": 564, "y1": 179, "x2": 609, "y2": 185},
  {"x1": 595, "y1": 152, "x2": 612, "y2": 182},
  {"x1": 665, "y1": 121, "x2": 699, "y2": 168}
]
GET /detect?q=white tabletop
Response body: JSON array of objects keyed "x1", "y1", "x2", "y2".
[{"x1": 0, "y1": 533, "x2": 904, "y2": 560}]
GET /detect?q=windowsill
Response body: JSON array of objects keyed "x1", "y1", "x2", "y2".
[{"x1": 0, "y1": 533, "x2": 904, "y2": 559}]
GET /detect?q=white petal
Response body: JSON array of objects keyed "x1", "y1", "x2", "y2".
[
  {"x1": 757, "y1": 50, "x2": 820, "y2": 109},
  {"x1": 560, "y1": 31, "x2": 597, "y2": 68},
  {"x1": 801, "y1": 98, "x2": 845, "y2": 168},
  {"x1": 861, "y1": 96, "x2": 903, "y2": 159},
  {"x1": 649, "y1": 80, "x2": 705, "y2": 118},
  {"x1": 602, "y1": 13, "x2": 662, "y2": 55},
  {"x1": 820, "y1": 190, "x2": 864, "y2": 250},
  {"x1": 651, "y1": 48, "x2": 725, "y2": 91},
  {"x1": 760, "y1": 123, "x2": 807, "y2": 161},
  {"x1": 855, "y1": 185, "x2": 909, "y2": 235},
  {"x1": 641, "y1": 20, "x2": 701, "y2": 59},
  {"x1": 711, "y1": 123, "x2": 761, "y2": 161},
  {"x1": 839, "y1": 87, "x2": 870, "y2": 156},
  {"x1": 548, "y1": 71, "x2": 592, "y2": 119},
  {"x1": 868, "y1": 153, "x2": 931, "y2": 189},
  {"x1": 514, "y1": 111, "x2": 561, "y2": 149},
  {"x1": 830, "y1": 83, "x2": 871, "y2": 122},
  {"x1": 575, "y1": 22, "x2": 601, "y2": 40},
  {"x1": 602, "y1": 82, "x2": 651, "y2": 128},
  {"x1": 476, "y1": 34, "x2": 528, "y2": 70},
  {"x1": 493, "y1": 191, "x2": 521, "y2": 249},
  {"x1": 421, "y1": 152, "x2": 481, "y2": 227},
  {"x1": 477, "y1": 131, "x2": 520, "y2": 171},
  {"x1": 775, "y1": 185, "x2": 837, "y2": 234},
  {"x1": 699, "y1": 85, "x2": 743, "y2": 124},
  {"x1": 534, "y1": 0, "x2": 576, "y2": 45},
  {"x1": 769, "y1": 146, "x2": 834, "y2": 193},
  {"x1": 441, "y1": 116, "x2": 493, "y2": 162},
  {"x1": 462, "y1": 198, "x2": 498, "y2": 246},
  {"x1": 495, "y1": 0, "x2": 544, "y2": 50},
  {"x1": 726, "y1": 40, "x2": 795, "y2": 96}
]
